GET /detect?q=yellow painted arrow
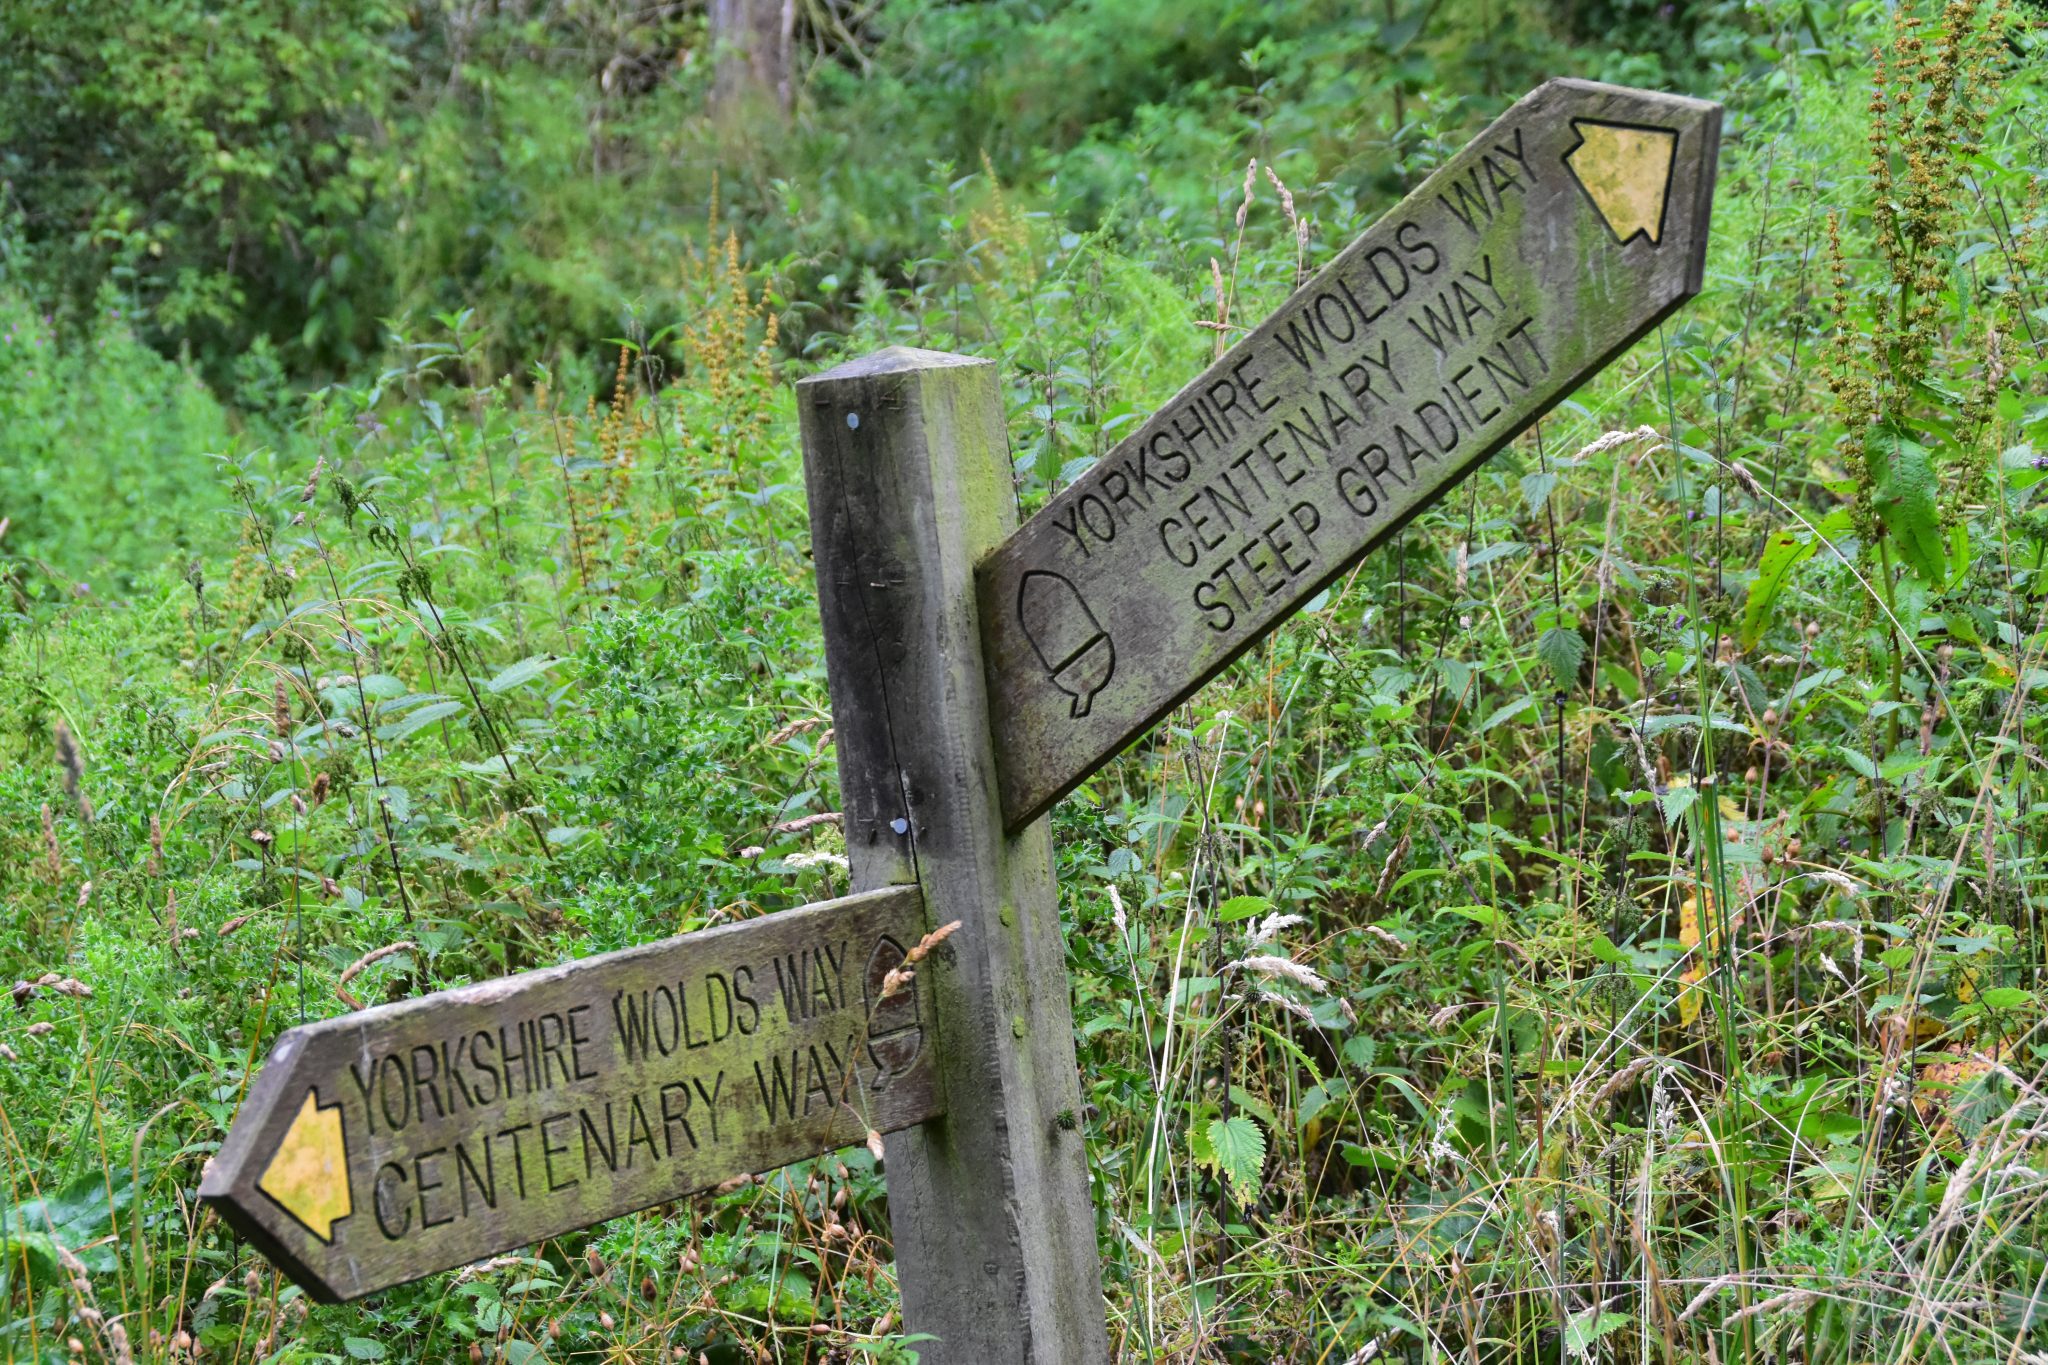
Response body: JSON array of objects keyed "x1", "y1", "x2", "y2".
[
  {"x1": 258, "y1": 1090, "x2": 351, "y2": 1243},
  {"x1": 1564, "y1": 120, "x2": 1679, "y2": 245}
]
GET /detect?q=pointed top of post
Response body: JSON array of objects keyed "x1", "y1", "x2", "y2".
[{"x1": 799, "y1": 346, "x2": 990, "y2": 386}]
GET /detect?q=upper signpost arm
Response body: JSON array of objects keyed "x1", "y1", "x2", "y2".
[{"x1": 976, "y1": 77, "x2": 1722, "y2": 829}]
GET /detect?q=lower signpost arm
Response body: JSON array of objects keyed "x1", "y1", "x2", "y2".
[{"x1": 799, "y1": 348, "x2": 1109, "y2": 1363}]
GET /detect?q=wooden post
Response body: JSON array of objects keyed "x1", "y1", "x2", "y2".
[{"x1": 799, "y1": 348, "x2": 1108, "y2": 1363}]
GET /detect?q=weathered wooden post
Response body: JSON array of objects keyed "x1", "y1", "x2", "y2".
[{"x1": 799, "y1": 350, "x2": 1109, "y2": 1363}]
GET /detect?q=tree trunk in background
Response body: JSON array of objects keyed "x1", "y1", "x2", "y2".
[{"x1": 709, "y1": 0, "x2": 795, "y2": 116}]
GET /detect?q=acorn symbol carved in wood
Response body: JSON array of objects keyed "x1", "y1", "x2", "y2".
[
  {"x1": 1017, "y1": 570, "x2": 1115, "y2": 719},
  {"x1": 864, "y1": 935, "x2": 925, "y2": 1082}
]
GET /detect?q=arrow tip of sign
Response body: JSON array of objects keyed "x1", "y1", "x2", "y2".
[
  {"x1": 256, "y1": 1088, "x2": 352, "y2": 1244},
  {"x1": 1564, "y1": 118, "x2": 1682, "y2": 247}
]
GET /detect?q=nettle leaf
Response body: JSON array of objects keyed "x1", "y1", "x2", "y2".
[
  {"x1": 1659, "y1": 785, "x2": 1699, "y2": 825},
  {"x1": 1739, "y1": 530, "x2": 1815, "y2": 650},
  {"x1": 1482, "y1": 693, "x2": 1539, "y2": 732},
  {"x1": 1869, "y1": 423, "x2": 1948, "y2": 583},
  {"x1": 1205, "y1": 1115, "x2": 1266, "y2": 1206},
  {"x1": 378, "y1": 698, "x2": 468, "y2": 743},
  {"x1": 1564, "y1": 1307, "x2": 1631, "y2": 1357},
  {"x1": 487, "y1": 654, "x2": 560, "y2": 693},
  {"x1": 1536, "y1": 626, "x2": 1585, "y2": 684},
  {"x1": 1217, "y1": 895, "x2": 1272, "y2": 923},
  {"x1": 1463, "y1": 541, "x2": 1527, "y2": 570}
]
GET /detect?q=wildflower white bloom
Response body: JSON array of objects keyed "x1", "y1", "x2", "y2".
[
  {"x1": 1362, "y1": 924, "x2": 1407, "y2": 953},
  {"x1": 1107, "y1": 884, "x2": 1128, "y2": 938},
  {"x1": 1569, "y1": 424, "x2": 1662, "y2": 464},
  {"x1": 1650, "y1": 1074, "x2": 1679, "y2": 1141},
  {"x1": 1427, "y1": 1098, "x2": 1462, "y2": 1169},
  {"x1": 1249, "y1": 911, "x2": 1306, "y2": 946},
  {"x1": 1808, "y1": 869, "x2": 1863, "y2": 899},
  {"x1": 783, "y1": 849, "x2": 849, "y2": 870},
  {"x1": 1228, "y1": 955, "x2": 1328, "y2": 993},
  {"x1": 1802, "y1": 919, "x2": 1862, "y2": 936},
  {"x1": 1258, "y1": 989, "x2": 1317, "y2": 1022},
  {"x1": 1342, "y1": 1336, "x2": 1386, "y2": 1365}
]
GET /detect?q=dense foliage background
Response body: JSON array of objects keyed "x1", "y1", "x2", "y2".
[{"x1": 2, "y1": 0, "x2": 2047, "y2": 1360}]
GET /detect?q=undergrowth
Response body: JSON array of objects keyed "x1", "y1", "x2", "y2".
[{"x1": 4, "y1": 0, "x2": 2048, "y2": 1361}]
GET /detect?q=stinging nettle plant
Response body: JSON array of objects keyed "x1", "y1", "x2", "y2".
[
  {"x1": 1825, "y1": 0, "x2": 2014, "y2": 586},
  {"x1": 1819, "y1": 0, "x2": 2019, "y2": 769}
]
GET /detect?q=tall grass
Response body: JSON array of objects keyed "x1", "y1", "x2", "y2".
[{"x1": 3, "y1": 1, "x2": 2048, "y2": 1361}]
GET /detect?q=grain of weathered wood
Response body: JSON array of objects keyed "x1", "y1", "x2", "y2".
[
  {"x1": 800, "y1": 350, "x2": 1108, "y2": 1364},
  {"x1": 200, "y1": 886, "x2": 937, "y2": 1302},
  {"x1": 978, "y1": 78, "x2": 1723, "y2": 828}
]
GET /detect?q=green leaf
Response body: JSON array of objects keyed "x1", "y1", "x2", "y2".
[
  {"x1": 1481, "y1": 694, "x2": 1539, "y2": 732},
  {"x1": 1981, "y1": 987, "x2": 2032, "y2": 1010},
  {"x1": 1519, "y1": 470, "x2": 1559, "y2": 515},
  {"x1": 1739, "y1": 531, "x2": 1815, "y2": 650},
  {"x1": 1536, "y1": 626, "x2": 1585, "y2": 684},
  {"x1": 1205, "y1": 1115, "x2": 1266, "y2": 1205},
  {"x1": 1388, "y1": 868, "x2": 1443, "y2": 894},
  {"x1": 377, "y1": 698, "x2": 467, "y2": 743},
  {"x1": 1463, "y1": 541, "x2": 1526, "y2": 569},
  {"x1": 1257, "y1": 1022, "x2": 1324, "y2": 1087},
  {"x1": 1879, "y1": 752, "x2": 1938, "y2": 782},
  {"x1": 487, "y1": 654, "x2": 560, "y2": 693},
  {"x1": 1298, "y1": 1077, "x2": 1349, "y2": 1128},
  {"x1": 1216, "y1": 895, "x2": 1271, "y2": 923},
  {"x1": 1658, "y1": 785, "x2": 1699, "y2": 825},
  {"x1": 1586, "y1": 934, "x2": 1628, "y2": 965},
  {"x1": 1340, "y1": 1143, "x2": 1405, "y2": 1172},
  {"x1": 1228, "y1": 1086, "x2": 1281, "y2": 1132},
  {"x1": 1564, "y1": 1307, "x2": 1631, "y2": 1357},
  {"x1": 0, "y1": 1232, "x2": 66, "y2": 1290},
  {"x1": 1869, "y1": 423, "x2": 1947, "y2": 582},
  {"x1": 344, "y1": 1339, "x2": 388, "y2": 1360}
]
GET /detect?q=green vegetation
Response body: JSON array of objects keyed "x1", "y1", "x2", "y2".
[{"x1": 3, "y1": 0, "x2": 2048, "y2": 1360}]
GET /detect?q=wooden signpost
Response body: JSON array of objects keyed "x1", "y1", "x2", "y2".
[
  {"x1": 199, "y1": 887, "x2": 939, "y2": 1302},
  {"x1": 978, "y1": 78, "x2": 1721, "y2": 827},
  {"x1": 204, "y1": 76, "x2": 1718, "y2": 1364}
]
